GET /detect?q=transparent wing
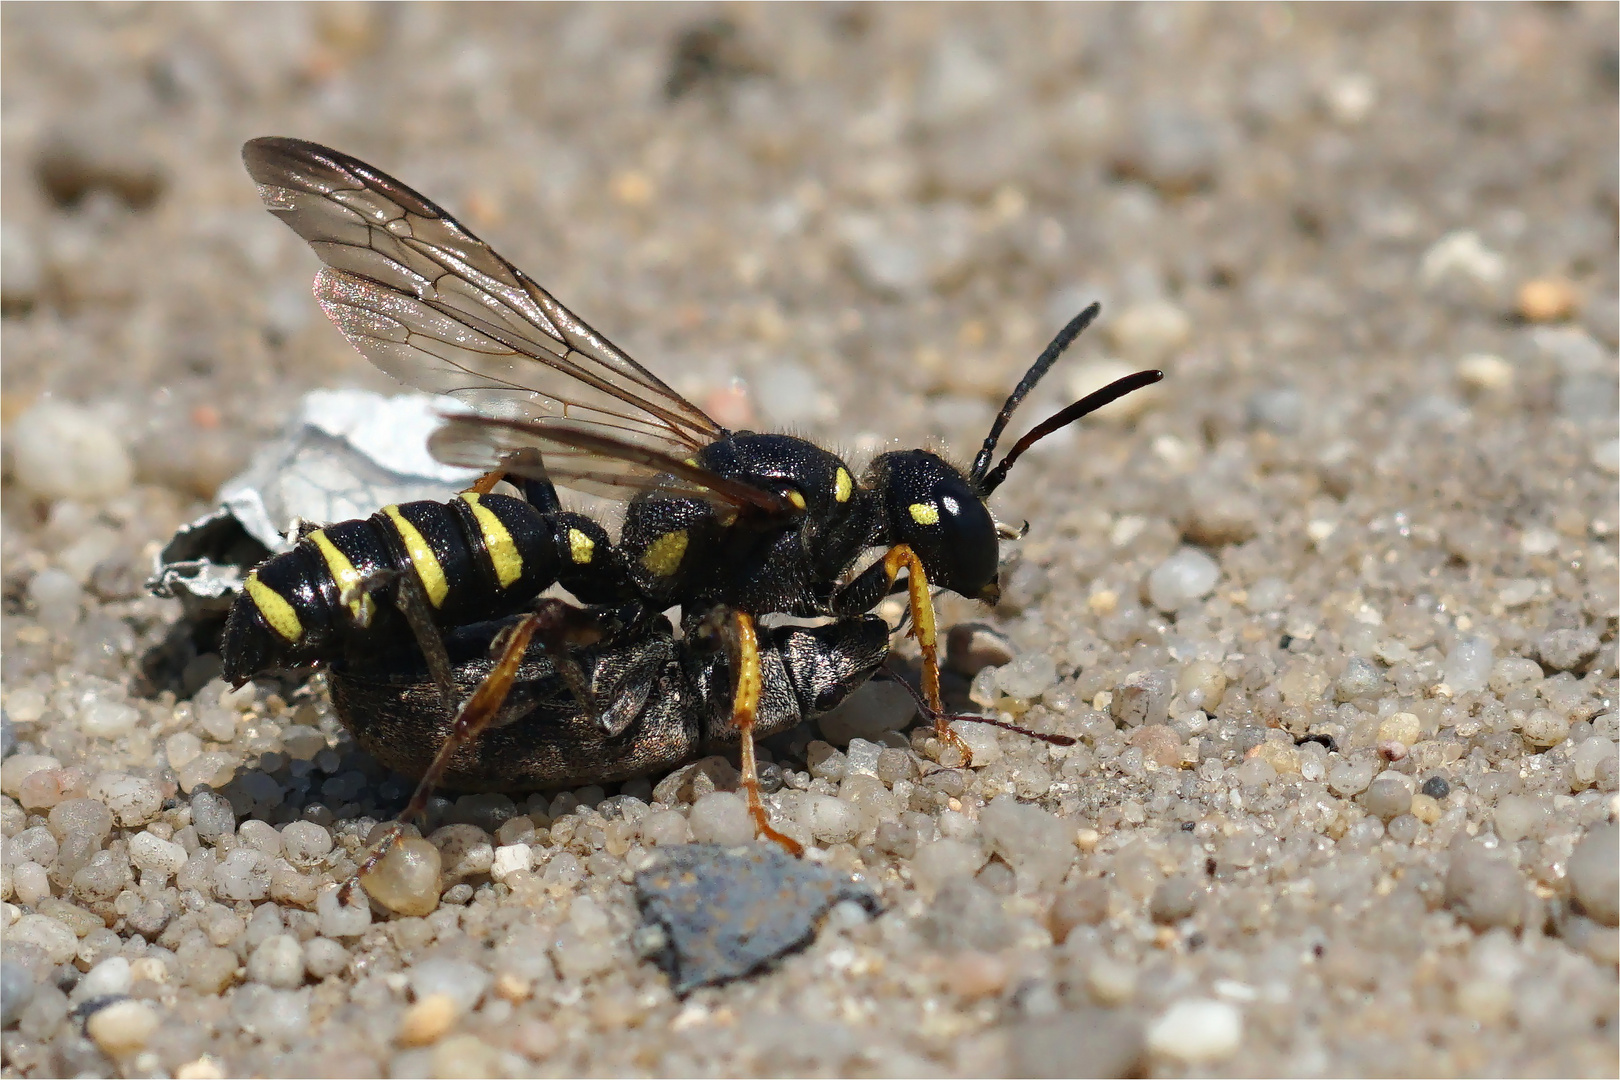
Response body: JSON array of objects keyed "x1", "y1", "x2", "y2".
[
  {"x1": 429, "y1": 415, "x2": 793, "y2": 516},
  {"x1": 242, "y1": 136, "x2": 723, "y2": 456}
]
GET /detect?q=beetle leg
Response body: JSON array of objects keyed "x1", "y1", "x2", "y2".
[
  {"x1": 879, "y1": 659, "x2": 1075, "y2": 747},
  {"x1": 526, "y1": 598, "x2": 617, "y2": 728}
]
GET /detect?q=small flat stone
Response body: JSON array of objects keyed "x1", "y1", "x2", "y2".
[
  {"x1": 316, "y1": 885, "x2": 372, "y2": 939},
  {"x1": 1010, "y1": 1009, "x2": 1145, "y2": 1079},
  {"x1": 1146, "y1": 999, "x2": 1243, "y2": 1064},
  {"x1": 1569, "y1": 823, "x2": 1618, "y2": 926},
  {"x1": 361, "y1": 836, "x2": 441, "y2": 917},
  {"x1": 688, "y1": 792, "x2": 755, "y2": 847},
  {"x1": 1147, "y1": 548, "x2": 1220, "y2": 612},
  {"x1": 406, "y1": 958, "x2": 490, "y2": 1014},
  {"x1": 633, "y1": 843, "x2": 879, "y2": 995},
  {"x1": 1537, "y1": 628, "x2": 1600, "y2": 673},
  {"x1": 397, "y1": 992, "x2": 459, "y2": 1047},
  {"x1": 85, "y1": 999, "x2": 160, "y2": 1057},
  {"x1": 1445, "y1": 845, "x2": 1525, "y2": 931},
  {"x1": 815, "y1": 680, "x2": 915, "y2": 746},
  {"x1": 1, "y1": 961, "x2": 36, "y2": 1028},
  {"x1": 995, "y1": 653, "x2": 1058, "y2": 700},
  {"x1": 1517, "y1": 277, "x2": 1579, "y2": 323},
  {"x1": 945, "y1": 623, "x2": 1016, "y2": 678},
  {"x1": 1149, "y1": 875, "x2": 1202, "y2": 924}
]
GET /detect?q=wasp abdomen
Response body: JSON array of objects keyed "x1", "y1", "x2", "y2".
[
  {"x1": 222, "y1": 492, "x2": 583, "y2": 684},
  {"x1": 224, "y1": 517, "x2": 397, "y2": 683}
]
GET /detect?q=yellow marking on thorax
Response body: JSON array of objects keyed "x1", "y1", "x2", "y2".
[
  {"x1": 382, "y1": 505, "x2": 449, "y2": 608},
  {"x1": 245, "y1": 571, "x2": 304, "y2": 643},
  {"x1": 641, "y1": 530, "x2": 689, "y2": 577},
  {"x1": 460, "y1": 493, "x2": 523, "y2": 588},
  {"x1": 309, "y1": 530, "x2": 376, "y2": 625},
  {"x1": 834, "y1": 467, "x2": 853, "y2": 503},
  {"x1": 568, "y1": 528, "x2": 595, "y2": 564},
  {"x1": 908, "y1": 501, "x2": 940, "y2": 526},
  {"x1": 786, "y1": 489, "x2": 807, "y2": 511}
]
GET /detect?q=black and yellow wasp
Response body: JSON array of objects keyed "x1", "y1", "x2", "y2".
[{"x1": 226, "y1": 137, "x2": 1160, "y2": 848}]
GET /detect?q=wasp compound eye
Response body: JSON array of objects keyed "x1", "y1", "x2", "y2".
[{"x1": 872, "y1": 450, "x2": 1000, "y2": 602}]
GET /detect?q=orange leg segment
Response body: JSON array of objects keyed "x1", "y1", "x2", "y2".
[
  {"x1": 466, "y1": 468, "x2": 507, "y2": 496},
  {"x1": 728, "y1": 610, "x2": 803, "y2": 855},
  {"x1": 882, "y1": 544, "x2": 973, "y2": 766}
]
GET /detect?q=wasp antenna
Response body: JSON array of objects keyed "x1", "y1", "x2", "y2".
[
  {"x1": 976, "y1": 369, "x2": 1164, "y2": 496},
  {"x1": 970, "y1": 302, "x2": 1102, "y2": 488}
]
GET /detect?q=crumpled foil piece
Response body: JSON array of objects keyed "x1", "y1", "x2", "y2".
[
  {"x1": 149, "y1": 389, "x2": 477, "y2": 620},
  {"x1": 633, "y1": 843, "x2": 881, "y2": 995}
]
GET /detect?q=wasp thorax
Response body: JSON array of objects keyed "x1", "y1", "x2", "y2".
[{"x1": 868, "y1": 449, "x2": 1000, "y2": 602}]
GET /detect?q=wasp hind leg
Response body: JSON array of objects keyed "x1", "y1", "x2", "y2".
[
  {"x1": 339, "y1": 609, "x2": 546, "y2": 902},
  {"x1": 724, "y1": 610, "x2": 803, "y2": 855},
  {"x1": 337, "y1": 596, "x2": 618, "y2": 903}
]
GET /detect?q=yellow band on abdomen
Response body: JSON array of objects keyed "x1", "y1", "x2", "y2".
[
  {"x1": 382, "y1": 505, "x2": 449, "y2": 607},
  {"x1": 245, "y1": 571, "x2": 304, "y2": 643},
  {"x1": 310, "y1": 530, "x2": 376, "y2": 625},
  {"x1": 460, "y1": 493, "x2": 523, "y2": 587}
]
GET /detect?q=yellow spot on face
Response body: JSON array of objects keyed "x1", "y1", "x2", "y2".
[
  {"x1": 568, "y1": 528, "x2": 595, "y2": 564},
  {"x1": 909, "y1": 502, "x2": 940, "y2": 526},
  {"x1": 245, "y1": 571, "x2": 303, "y2": 643},
  {"x1": 461, "y1": 493, "x2": 523, "y2": 588},
  {"x1": 383, "y1": 506, "x2": 449, "y2": 608},
  {"x1": 641, "y1": 530, "x2": 689, "y2": 578},
  {"x1": 310, "y1": 530, "x2": 375, "y2": 625},
  {"x1": 786, "y1": 489, "x2": 807, "y2": 511},
  {"x1": 834, "y1": 467, "x2": 853, "y2": 503}
]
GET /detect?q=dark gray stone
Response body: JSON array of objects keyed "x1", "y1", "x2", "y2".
[{"x1": 634, "y1": 843, "x2": 879, "y2": 995}]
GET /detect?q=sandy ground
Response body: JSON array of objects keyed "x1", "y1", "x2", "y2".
[{"x1": 2, "y1": 4, "x2": 1617, "y2": 1078}]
